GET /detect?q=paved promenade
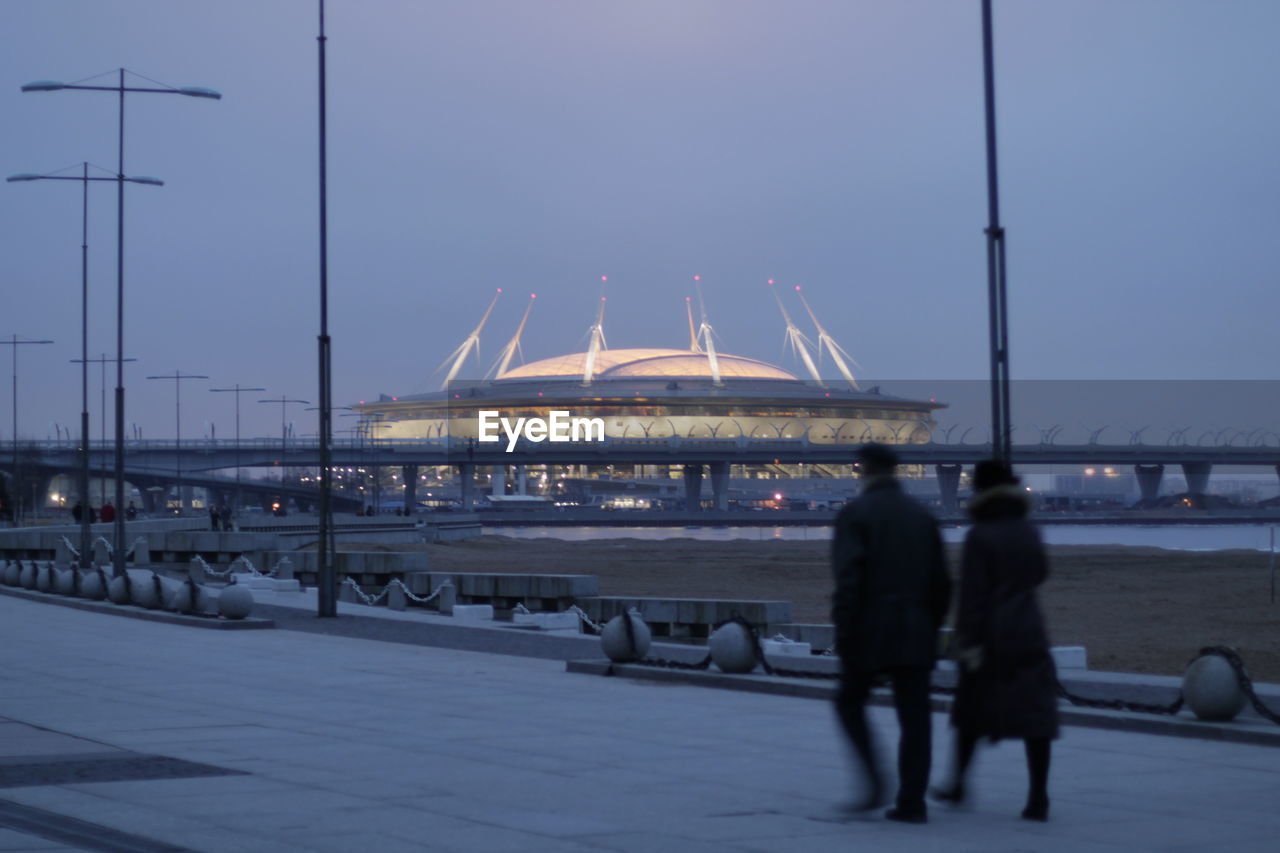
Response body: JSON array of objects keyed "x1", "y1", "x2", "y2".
[{"x1": 0, "y1": 595, "x2": 1277, "y2": 852}]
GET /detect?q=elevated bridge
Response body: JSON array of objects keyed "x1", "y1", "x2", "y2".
[{"x1": 12, "y1": 436, "x2": 1280, "y2": 513}]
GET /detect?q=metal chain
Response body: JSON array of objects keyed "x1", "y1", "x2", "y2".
[
  {"x1": 568, "y1": 605, "x2": 602, "y2": 633},
  {"x1": 59, "y1": 536, "x2": 81, "y2": 559}
]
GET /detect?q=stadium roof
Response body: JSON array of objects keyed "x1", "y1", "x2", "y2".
[{"x1": 496, "y1": 348, "x2": 801, "y2": 382}]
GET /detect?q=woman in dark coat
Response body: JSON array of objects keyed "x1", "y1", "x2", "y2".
[{"x1": 933, "y1": 460, "x2": 1059, "y2": 820}]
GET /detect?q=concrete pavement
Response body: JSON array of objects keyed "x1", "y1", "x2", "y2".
[{"x1": 0, "y1": 594, "x2": 1277, "y2": 852}]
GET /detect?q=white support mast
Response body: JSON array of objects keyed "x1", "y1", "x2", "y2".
[
  {"x1": 693, "y1": 275, "x2": 722, "y2": 386},
  {"x1": 769, "y1": 279, "x2": 823, "y2": 385},
  {"x1": 795, "y1": 285, "x2": 860, "y2": 389},
  {"x1": 685, "y1": 297, "x2": 702, "y2": 352},
  {"x1": 489, "y1": 293, "x2": 537, "y2": 379},
  {"x1": 581, "y1": 296, "x2": 608, "y2": 386},
  {"x1": 437, "y1": 288, "x2": 501, "y2": 389}
]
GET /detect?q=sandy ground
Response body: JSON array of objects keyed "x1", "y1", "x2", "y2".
[{"x1": 368, "y1": 535, "x2": 1280, "y2": 682}]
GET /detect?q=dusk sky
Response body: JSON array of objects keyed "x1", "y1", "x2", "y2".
[{"x1": 2, "y1": 1, "x2": 1277, "y2": 443}]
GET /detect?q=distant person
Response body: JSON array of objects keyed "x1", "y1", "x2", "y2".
[
  {"x1": 220, "y1": 506, "x2": 232, "y2": 531},
  {"x1": 99, "y1": 502, "x2": 116, "y2": 524},
  {"x1": 126, "y1": 502, "x2": 138, "y2": 521},
  {"x1": 89, "y1": 506, "x2": 98, "y2": 523},
  {"x1": 831, "y1": 443, "x2": 952, "y2": 823},
  {"x1": 932, "y1": 460, "x2": 1059, "y2": 821},
  {"x1": 72, "y1": 502, "x2": 84, "y2": 523},
  {"x1": 209, "y1": 505, "x2": 220, "y2": 531}
]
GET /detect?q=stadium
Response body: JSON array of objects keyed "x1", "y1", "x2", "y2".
[{"x1": 351, "y1": 286, "x2": 943, "y2": 505}]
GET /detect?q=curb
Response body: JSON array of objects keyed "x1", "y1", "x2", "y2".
[
  {"x1": 566, "y1": 659, "x2": 1280, "y2": 749},
  {"x1": 0, "y1": 585, "x2": 275, "y2": 631}
]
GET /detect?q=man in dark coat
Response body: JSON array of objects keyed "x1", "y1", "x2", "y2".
[
  {"x1": 935, "y1": 459, "x2": 1058, "y2": 821},
  {"x1": 831, "y1": 443, "x2": 952, "y2": 823}
]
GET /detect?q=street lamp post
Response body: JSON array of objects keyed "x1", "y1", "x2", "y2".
[
  {"x1": 980, "y1": 0, "x2": 1012, "y2": 465},
  {"x1": 260, "y1": 396, "x2": 310, "y2": 505},
  {"x1": 23, "y1": 68, "x2": 220, "y2": 576},
  {"x1": 210, "y1": 384, "x2": 266, "y2": 521},
  {"x1": 8, "y1": 164, "x2": 159, "y2": 564},
  {"x1": 0, "y1": 336, "x2": 54, "y2": 526},
  {"x1": 71, "y1": 354, "x2": 137, "y2": 509},
  {"x1": 145, "y1": 371, "x2": 208, "y2": 514}
]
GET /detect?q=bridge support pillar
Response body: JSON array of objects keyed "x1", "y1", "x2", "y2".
[
  {"x1": 683, "y1": 464, "x2": 704, "y2": 512},
  {"x1": 1181, "y1": 462, "x2": 1212, "y2": 496},
  {"x1": 491, "y1": 465, "x2": 506, "y2": 497},
  {"x1": 1135, "y1": 464, "x2": 1164, "y2": 504},
  {"x1": 402, "y1": 466, "x2": 418, "y2": 514},
  {"x1": 935, "y1": 464, "x2": 962, "y2": 513},
  {"x1": 459, "y1": 464, "x2": 475, "y2": 512},
  {"x1": 516, "y1": 465, "x2": 527, "y2": 496},
  {"x1": 709, "y1": 461, "x2": 729, "y2": 511}
]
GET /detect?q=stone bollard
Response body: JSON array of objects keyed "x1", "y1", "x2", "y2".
[
  {"x1": 130, "y1": 572, "x2": 163, "y2": 609},
  {"x1": 107, "y1": 574, "x2": 131, "y2": 605},
  {"x1": 273, "y1": 557, "x2": 293, "y2": 581},
  {"x1": 54, "y1": 569, "x2": 76, "y2": 596},
  {"x1": 601, "y1": 612, "x2": 652, "y2": 662},
  {"x1": 1183, "y1": 652, "x2": 1247, "y2": 721},
  {"x1": 35, "y1": 564, "x2": 53, "y2": 593},
  {"x1": 2, "y1": 561, "x2": 19, "y2": 587},
  {"x1": 166, "y1": 578, "x2": 210, "y2": 615},
  {"x1": 128, "y1": 537, "x2": 150, "y2": 567},
  {"x1": 437, "y1": 581, "x2": 456, "y2": 615},
  {"x1": 217, "y1": 583, "x2": 254, "y2": 620},
  {"x1": 387, "y1": 582, "x2": 407, "y2": 611},
  {"x1": 81, "y1": 569, "x2": 108, "y2": 601},
  {"x1": 188, "y1": 558, "x2": 209, "y2": 585},
  {"x1": 20, "y1": 562, "x2": 37, "y2": 590},
  {"x1": 710, "y1": 621, "x2": 758, "y2": 674},
  {"x1": 55, "y1": 539, "x2": 74, "y2": 565},
  {"x1": 92, "y1": 539, "x2": 111, "y2": 567}
]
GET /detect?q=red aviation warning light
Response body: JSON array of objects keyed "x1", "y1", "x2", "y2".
[{"x1": 600, "y1": 275, "x2": 608, "y2": 281}]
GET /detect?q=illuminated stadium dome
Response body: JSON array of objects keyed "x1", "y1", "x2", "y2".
[{"x1": 354, "y1": 289, "x2": 943, "y2": 449}]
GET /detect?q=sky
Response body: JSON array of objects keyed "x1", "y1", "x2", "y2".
[{"x1": 2, "y1": 1, "x2": 1278, "y2": 444}]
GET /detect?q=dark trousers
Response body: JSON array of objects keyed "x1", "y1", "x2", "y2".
[{"x1": 835, "y1": 665, "x2": 933, "y2": 811}]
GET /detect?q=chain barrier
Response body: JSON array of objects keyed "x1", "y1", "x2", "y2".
[
  {"x1": 91, "y1": 536, "x2": 113, "y2": 557},
  {"x1": 340, "y1": 576, "x2": 452, "y2": 607},
  {"x1": 567, "y1": 605, "x2": 603, "y2": 633},
  {"x1": 59, "y1": 536, "x2": 81, "y2": 560},
  {"x1": 610, "y1": 617, "x2": 1279, "y2": 723}
]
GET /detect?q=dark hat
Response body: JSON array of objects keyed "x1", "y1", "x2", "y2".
[
  {"x1": 857, "y1": 442, "x2": 899, "y2": 473},
  {"x1": 972, "y1": 459, "x2": 1019, "y2": 492}
]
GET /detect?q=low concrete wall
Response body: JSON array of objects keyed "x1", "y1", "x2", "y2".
[{"x1": 580, "y1": 596, "x2": 792, "y2": 640}]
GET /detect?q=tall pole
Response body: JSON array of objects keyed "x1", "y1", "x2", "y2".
[
  {"x1": 146, "y1": 371, "x2": 208, "y2": 513},
  {"x1": 982, "y1": 0, "x2": 1012, "y2": 464},
  {"x1": 78, "y1": 164, "x2": 91, "y2": 565},
  {"x1": 71, "y1": 354, "x2": 135, "y2": 509},
  {"x1": 211, "y1": 384, "x2": 265, "y2": 520},
  {"x1": 317, "y1": 0, "x2": 337, "y2": 617},
  {"x1": 113, "y1": 68, "x2": 128, "y2": 572},
  {"x1": 2, "y1": 336, "x2": 54, "y2": 525}
]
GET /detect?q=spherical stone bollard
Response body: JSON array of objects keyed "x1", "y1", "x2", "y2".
[
  {"x1": 81, "y1": 570, "x2": 106, "y2": 601},
  {"x1": 54, "y1": 569, "x2": 76, "y2": 596},
  {"x1": 130, "y1": 574, "x2": 162, "y2": 609},
  {"x1": 218, "y1": 584, "x2": 254, "y2": 620},
  {"x1": 20, "y1": 563, "x2": 37, "y2": 590},
  {"x1": 710, "y1": 622, "x2": 758, "y2": 674},
  {"x1": 2, "y1": 562, "x2": 19, "y2": 587},
  {"x1": 1183, "y1": 653, "x2": 1247, "y2": 722},
  {"x1": 600, "y1": 612, "x2": 651, "y2": 662},
  {"x1": 35, "y1": 565, "x2": 53, "y2": 593},
  {"x1": 107, "y1": 575, "x2": 131, "y2": 605},
  {"x1": 166, "y1": 580, "x2": 209, "y2": 614}
]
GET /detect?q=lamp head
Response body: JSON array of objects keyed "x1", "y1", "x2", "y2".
[
  {"x1": 127, "y1": 176, "x2": 164, "y2": 186},
  {"x1": 21, "y1": 80, "x2": 66, "y2": 92},
  {"x1": 6, "y1": 174, "x2": 41, "y2": 182},
  {"x1": 177, "y1": 86, "x2": 221, "y2": 99}
]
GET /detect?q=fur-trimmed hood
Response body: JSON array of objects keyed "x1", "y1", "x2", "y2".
[{"x1": 967, "y1": 483, "x2": 1030, "y2": 521}]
